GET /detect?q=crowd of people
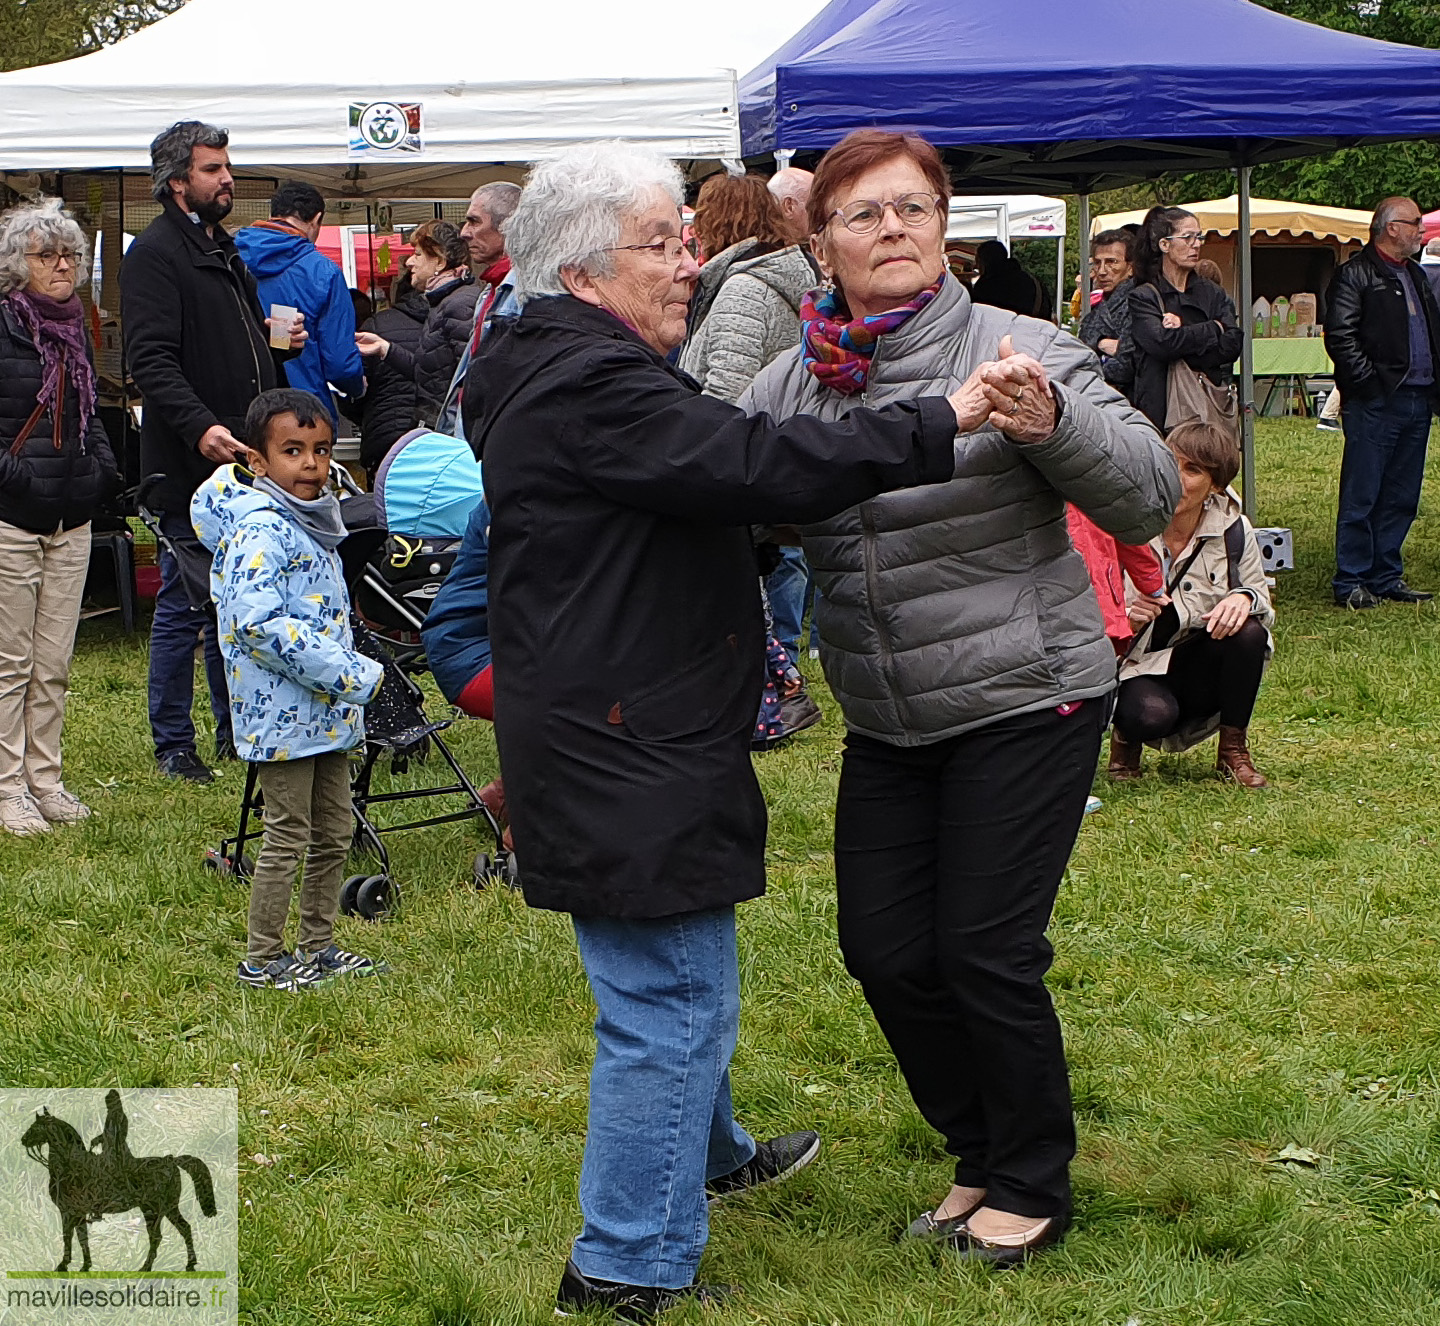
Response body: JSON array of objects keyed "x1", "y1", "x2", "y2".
[{"x1": 3, "y1": 112, "x2": 1439, "y2": 1320}]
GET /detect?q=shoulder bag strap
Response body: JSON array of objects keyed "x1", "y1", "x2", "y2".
[
  {"x1": 1224, "y1": 516, "x2": 1245, "y2": 591},
  {"x1": 9, "y1": 398, "x2": 47, "y2": 457},
  {"x1": 1116, "y1": 538, "x2": 1210, "y2": 666}
]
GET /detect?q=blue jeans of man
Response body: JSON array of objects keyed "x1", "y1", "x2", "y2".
[
  {"x1": 570, "y1": 906, "x2": 756, "y2": 1289},
  {"x1": 1334, "y1": 386, "x2": 1433, "y2": 597},
  {"x1": 148, "y1": 511, "x2": 231, "y2": 759},
  {"x1": 766, "y1": 547, "x2": 812, "y2": 669}
]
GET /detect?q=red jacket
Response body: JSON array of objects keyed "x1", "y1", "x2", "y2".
[{"x1": 1066, "y1": 505, "x2": 1163, "y2": 647}]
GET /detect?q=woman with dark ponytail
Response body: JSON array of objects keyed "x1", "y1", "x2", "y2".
[{"x1": 1127, "y1": 206, "x2": 1242, "y2": 430}]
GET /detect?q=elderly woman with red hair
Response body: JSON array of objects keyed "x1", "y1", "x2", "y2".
[{"x1": 743, "y1": 129, "x2": 1178, "y2": 1262}]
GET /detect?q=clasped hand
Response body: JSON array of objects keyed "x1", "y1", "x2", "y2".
[
  {"x1": 945, "y1": 335, "x2": 1056, "y2": 443},
  {"x1": 1127, "y1": 590, "x2": 1251, "y2": 639}
]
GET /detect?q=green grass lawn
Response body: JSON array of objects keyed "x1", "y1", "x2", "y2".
[{"x1": 3, "y1": 419, "x2": 1440, "y2": 1324}]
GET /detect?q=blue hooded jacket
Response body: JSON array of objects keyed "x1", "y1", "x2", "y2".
[
  {"x1": 192, "y1": 465, "x2": 383, "y2": 762},
  {"x1": 233, "y1": 223, "x2": 366, "y2": 421}
]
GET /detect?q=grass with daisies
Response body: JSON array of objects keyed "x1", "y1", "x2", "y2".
[{"x1": 2, "y1": 417, "x2": 1439, "y2": 1324}]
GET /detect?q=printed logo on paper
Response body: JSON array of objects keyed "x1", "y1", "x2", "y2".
[
  {"x1": 349, "y1": 101, "x2": 423, "y2": 155},
  {"x1": 2, "y1": 1088, "x2": 238, "y2": 1324}
]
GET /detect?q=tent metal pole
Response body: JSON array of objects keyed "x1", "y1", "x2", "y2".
[
  {"x1": 1077, "y1": 193, "x2": 1090, "y2": 311},
  {"x1": 1238, "y1": 163, "x2": 1256, "y2": 520},
  {"x1": 1055, "y1": 233, "x2": 1065, "y2": 323}
]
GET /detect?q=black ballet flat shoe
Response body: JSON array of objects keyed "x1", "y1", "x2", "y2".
[
  {"x1": 946, "y1": 1211, "x2": 1071, "y2": 1267},
  {"x1": 903, "y1": 1195, "x2": 986, "y2": 1242}
]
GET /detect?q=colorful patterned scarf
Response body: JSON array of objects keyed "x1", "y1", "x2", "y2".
[
  {"x1": 5, "y1": 288, "x2": 95, "y2": 437},
  {"x1": 800, "y1": 278, "x2": 943, "y2": 395}
]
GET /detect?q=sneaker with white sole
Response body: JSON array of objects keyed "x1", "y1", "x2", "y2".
[
  {"x1": 706, "y1": 1129, "x2": 820, "y2": 1201},
  {"x1": 33, "y1": 788, "x2": 92, "y2": 824},
  {"x1": 295, "y1": 942, "x2": 387, "y2": 978},
  {"x1": 0, "y1": 793, "x2": 50, "y2": 837},
  {"x1": 236, "y1": 953, "x2": 329, "y2": 991}
]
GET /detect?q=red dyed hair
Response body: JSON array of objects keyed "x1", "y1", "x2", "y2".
[{"x1": 807, "y1": 129, "x2": 951, "y2": 236}]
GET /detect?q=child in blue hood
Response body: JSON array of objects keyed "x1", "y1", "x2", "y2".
[{"x1": 192, "y1": 388, "x2": 384, "y2": 991}]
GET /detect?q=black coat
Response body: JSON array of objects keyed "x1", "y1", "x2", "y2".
[
  {"x1": 0, "y1": 300, "x2": 118, "y2": 533},
  {"x1": 387, "y1": 273, "x2": 478, "y2": 417},
  {"x1": 119, "y1": 200, "x2": 285, "y2": 513},
  {"x1": 1128, "y1": 274, "x2": 1243, "y2": 429},
  {"x1": 1324, "y1": 243, "x2": 1440, "y2": 409},
  {"x1": 353, "y1": 291, "x2": 428, "y2": 470},
  {"x1": 472, "y1": 296, "x2": 957, "y2": 919}
]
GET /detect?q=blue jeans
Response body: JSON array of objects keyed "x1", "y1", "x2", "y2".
[
  {"x1": 570, "y1": 907, "x2": 756, "y2": 1289},
  {"x1": 766, "y1": 547, "x2": 812, "y2": 669},
  {"x1": 148, "y1": 511, "x2": 231, "y2": 759},
  {"x1": 1334, "y1": 387, "x2": 1433, "y2": 596}
]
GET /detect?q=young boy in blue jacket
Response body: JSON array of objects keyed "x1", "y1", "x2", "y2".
[{"x1": 192, "y1": 388, "x2": 385, "y2": 990}]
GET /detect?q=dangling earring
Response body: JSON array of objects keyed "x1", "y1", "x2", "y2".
[{"x1": 821, "y1": 273, "x2": 835, "y2": 294}]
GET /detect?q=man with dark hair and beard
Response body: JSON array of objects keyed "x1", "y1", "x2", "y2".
[{"x1": 121, "y1": 121, "x2": 307, "y2": 783}]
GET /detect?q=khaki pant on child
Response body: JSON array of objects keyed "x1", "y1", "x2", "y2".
[
  {"x1": 250, "y1": 751, "x2": 353, "y2": 962},
  {"x1": 0, "y1": 520, "x2": 92, "y2": 799}
]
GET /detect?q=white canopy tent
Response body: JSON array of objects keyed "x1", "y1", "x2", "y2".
[{"x1": 0, "y1": 0, "x2": 832, "y2": 197}]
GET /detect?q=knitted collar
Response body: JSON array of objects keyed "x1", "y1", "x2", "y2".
[{"x1": 800, "y1": 278, "x2": 943, "y2": 396}]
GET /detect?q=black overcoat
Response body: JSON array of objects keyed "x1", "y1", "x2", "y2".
[
  {"x1": 120, "y1": 199, "x2": 285, "y2": 513},
  {"x1": 473, "y1": 296, "x2": 957, "y2": 919}
]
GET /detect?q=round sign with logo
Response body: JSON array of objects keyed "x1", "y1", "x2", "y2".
[{"x1": 356, "y1": 102, "x2": 408, "y2": 151}]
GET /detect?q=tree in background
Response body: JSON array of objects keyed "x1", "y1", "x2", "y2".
[{"x1": 0, "y1": 0, "x2": 184, "y2": 74}]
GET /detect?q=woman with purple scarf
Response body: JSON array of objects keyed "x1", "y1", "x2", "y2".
[
  {"x1": 742, "y1": 130, "x2": 1177, "y2": 1263},
  {"x1": 0, "y1": 198, "x2": 117, "y2": 837}
]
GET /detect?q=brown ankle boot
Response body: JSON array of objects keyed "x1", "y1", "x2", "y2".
[
  {"x1": 1107, "y1": 730, "x2": 1143, "y2": 780},
  {"x1": 1216, "y1": 725, "x2": 1268, "y2": 788}
]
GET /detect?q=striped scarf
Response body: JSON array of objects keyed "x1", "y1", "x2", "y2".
[{"x1": 800, "y1": 278, "x2": 942, "y2": 395}]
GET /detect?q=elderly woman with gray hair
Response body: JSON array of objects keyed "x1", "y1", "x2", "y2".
[
  {"x1": 0, "y1": 198, "x2": 117, "y2": 837},
  {"x1": 468, "y1": 140, "x2": 1054, "y2": 1316}
]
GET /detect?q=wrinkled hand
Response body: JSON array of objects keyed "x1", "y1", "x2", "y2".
[
  {"x1": 1161, "y1": 312, "x2": 1183, "y2": 329},
  {"x1": 946, "y1": 366, "x2": 996, "y2": 432},
  {"x1": 1203, "y1": 591, "x2": 1252, "y2": 639},
  {"x1": 355, "y1": 331, "x2": 390, "y2": 359},
  {"x1": 1127, "y1": 593, "x2": 1170, "y2": 631},
  {"x1": 197, "y1": 424, "x2": 244, "y2": 466},
  {"x1": 982, "y1": 335, "x2": 1056, "y2": 442}
]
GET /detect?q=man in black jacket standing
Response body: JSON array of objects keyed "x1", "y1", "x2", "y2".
[
  {"x1": 1324, "y1": 196, "x2": 1440, "y2": 610},
  {"x1": 121, "y1": 121, "x2": 304, "y2": 781}
]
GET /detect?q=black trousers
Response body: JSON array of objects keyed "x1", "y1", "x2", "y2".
[
  {"x1": 834, "y1": 701, "x2": 1104, "y2": 1218},
  {"x1": 1113, "y1": 618, "x2": 1268, "y2": 742}
]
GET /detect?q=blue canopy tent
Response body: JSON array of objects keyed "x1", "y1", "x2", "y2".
[{"x1": 741, "y1": 0, "x2": 1440, "y2": 513}]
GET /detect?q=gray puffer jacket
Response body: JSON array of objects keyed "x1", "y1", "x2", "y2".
[
  {"x1": 741, "y1": 274, "x2": 1179, "y2": 746},
  {"x1": 681, "y1": 242, "x2": 816, "y2": 404}
]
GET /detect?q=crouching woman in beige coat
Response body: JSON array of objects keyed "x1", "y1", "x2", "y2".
[{"x1": 1109, "y1": 420, "x2": 1275, "y2": 786}]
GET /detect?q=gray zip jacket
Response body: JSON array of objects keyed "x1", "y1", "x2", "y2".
[{"x1": 741, "y1": 274, "x2": 1180, "y2": 746}]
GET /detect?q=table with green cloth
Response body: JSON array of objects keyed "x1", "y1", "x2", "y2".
[{"x1": 1237, "y1": 337, "x2": 1333, "y2": 415}]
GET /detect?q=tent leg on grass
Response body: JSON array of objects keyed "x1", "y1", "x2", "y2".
[{"x1": 1238, "y1": 162, "x2": 1256, "y2": 520}]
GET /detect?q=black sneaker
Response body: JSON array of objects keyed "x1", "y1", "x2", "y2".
[
  {"x1": 296, "y1": 942, "x2": 387, "y2": 978},
  {"x1": 1378, "y1": 582, "x2": 1434, "y2": 603},
  {"x1": 158, "y1": 749, "x2": 216, "y2": 784},
  {"x1": 555, "y1": 1258, "x2": 732, "y2": 1322},
  {"x1": 1335, "y1": 587, "x2": 1379, "y2": 610},
  {"x1": 706, "y1": 1129, "x2": 820, "y2": 1201},
  {"x1": 215, "y1": 734, "x2": 239, "y2": 762},
  {"x1": 236, "y1": 953, "x2": 328, "y2": 991}
]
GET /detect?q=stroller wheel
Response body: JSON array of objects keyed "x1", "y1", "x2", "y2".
[
  {"x1": 472, "y1": 852, "x2": 493, "y2": 890},
  {"x1": 340, "y1": 874, "x2": 368, "y2": 917},
  {"x1": 499, "y1": 851, "x2": 521, "y2": 891},
  {"x1": 205, "y1": 847, "x2": 254, "y2": 881},
  {"x1": 355, "y1": 874, "x2": 397, "y2": 921}
]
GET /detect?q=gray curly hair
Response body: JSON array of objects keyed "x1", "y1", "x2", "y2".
[
  {"x1": 504, "y1": 142, "x2": 684, "y2": 300},
  {"x1": 0, "y1": 197, "x2": 91, "y2": 294}
]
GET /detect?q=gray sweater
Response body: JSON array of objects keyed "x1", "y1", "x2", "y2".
[
  {"x1": 741, "y1": 274, "x2": 1179, "y2": 746},
  {"x1": 680, "y1": 242, "x2": 816, "y2": 404}
]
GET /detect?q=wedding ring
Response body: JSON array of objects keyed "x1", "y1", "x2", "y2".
[{"x1": 1009, "y1": 396, "x2": 1020, "y2": 415}]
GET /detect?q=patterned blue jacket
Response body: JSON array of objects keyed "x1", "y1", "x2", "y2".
[{"x1": 191, "y1": 465, "x2": 383, "y2": 762}]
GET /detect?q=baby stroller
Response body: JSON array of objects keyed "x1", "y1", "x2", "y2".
[{"x1": 133, "y1": 450, "x2": 510, "y2": 919}]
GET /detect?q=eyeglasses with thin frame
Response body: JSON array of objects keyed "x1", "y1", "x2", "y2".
[
  {"x1": 828, "y1": 193, "x2": 944, "y2": 235},
  {"x1": 25, "y1": 249, "x2": 78, "y2": 269},
  {"x1": 1391, "y1": 217, "x2": 1424, "y2": 228},
  {"x1": 607, "y1": 236, "x2": 691, "y2": 265},
  {"x1": 1162, "y1": 231, "x2": 1204, "y2": 247}
]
